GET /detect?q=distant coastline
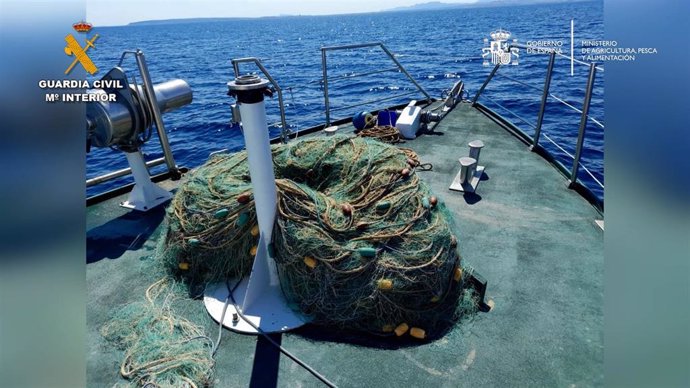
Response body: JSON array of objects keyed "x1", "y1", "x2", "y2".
[
  {"x1": 387, "y1": 0, "x2": 590, "y2": 12},
  {"x1": 129, "y1": 17, "x2": 254, "y2": 26},
  {"x1": 127, "y1": 0, "x2": 596, "y2": 27}
]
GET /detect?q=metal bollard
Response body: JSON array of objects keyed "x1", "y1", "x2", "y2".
[
  {"x1": 459, "y1": 157, "x2": 477, "y2": 184},
  {"x1": 323, "y1": 125, "x2": 339, "y2": 136},
  {"x1": 468, "y1": 140, "x2": 485, "y2": 164}
]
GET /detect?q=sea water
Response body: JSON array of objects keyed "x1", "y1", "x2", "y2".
[{"x1": 86, "y1": 1, "x2": 604, "y2": 199}]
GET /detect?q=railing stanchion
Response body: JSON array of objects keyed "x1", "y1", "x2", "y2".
[
  {"x1": 320, "y1": 42, "x2": 431, "y2": 125},
  {"x1": 321, "y1": 48, "x2": 331, "y2": 127},
  {"x1": 472, "y1": 62, "x2": 501, "y2": 105},
  {"x1": 134, "y1": 50, "x2": 179, "y2": 179},
  {"x1": 533, "y1": 51, "x2": 555, "y2": 148},
  {"x1": 570, "y1": 63, "x2": 597, "y2": 186},
  {"x1": 231, "y1": 57, "x2": 291, "y2": 143}
]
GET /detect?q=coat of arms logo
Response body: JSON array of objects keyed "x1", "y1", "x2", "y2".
[{"x1": 482, "y1": 29, "x2": 519, "y2": 66}]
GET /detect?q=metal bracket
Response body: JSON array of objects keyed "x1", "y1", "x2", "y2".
[
  {"x1": 204, "y1": 235, "x2": 307, "y2": 333},
  {"x1": 444, "y1": 80, "x2": 465, "y2": 111},
  {"x1": 467, "y1": 270, "x2": 491, "y2": 312},
  {"x1": 119, "y1": 150, "x2": 172, "y2": 211},
  {"x1": 449, "y1": 166, "x2": 485, "y2": 193}
]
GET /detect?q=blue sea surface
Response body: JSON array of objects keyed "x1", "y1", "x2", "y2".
[{"x1": 87, "y1": 1, "x2": 604, "y2": 199}]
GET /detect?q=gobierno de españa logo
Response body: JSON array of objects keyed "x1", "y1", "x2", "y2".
[{"x1": 482, "y1": 29, "x2": 519, "y2": 66}]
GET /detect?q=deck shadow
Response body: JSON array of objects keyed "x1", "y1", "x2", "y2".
[
  {"x1": 292, "y1": 325, "x2": 420, "y2": 350},
  {"x1": 249, "y1": 333, "x2": 282, "y2": 388},
  {"x1": 291, "y1": 319, "x2": 460, "y2": 350},
  {"x1": 463, "y1": 192, "x2": 482, "y2": 205},
  {"x1": 422, "y1": 127, "x2": 444, "y2": 136},
  {"x1": 86, "y1": 204, "x2": 167, "y2": 263}
]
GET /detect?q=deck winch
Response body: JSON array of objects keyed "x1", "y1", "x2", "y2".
[
  {"x1": 396, "y1": 100, "x2": 443, "y2": 139},
  {"x1": 395, "y1": 80, "x2": 465, "y2": 139},
  {"x1": 86, "y1": 73, "x2": 191, "y2": 150},
  {"x1": 85, "y1": 49, "x2": 192, "y2": 211}
]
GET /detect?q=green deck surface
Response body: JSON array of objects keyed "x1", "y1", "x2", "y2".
[{"x1": 87, "y1": 102, "x2": 603, "y2": 387}]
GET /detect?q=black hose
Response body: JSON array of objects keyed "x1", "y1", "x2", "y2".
[
  {"x1": 224, "y1": 281, "x2": 338, "y2": 388},
  {"x1": 211, "y1": 281, "x2": 241, "y2": 357}
]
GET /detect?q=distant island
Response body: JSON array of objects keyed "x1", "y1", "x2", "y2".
[
  {"x1": 128, "y1": 14, "x2": 311, "y2": 26},
  {"x1": 128, "y1": 0, "x2": 595, "y2": 26},
  {"x1": 386, "y1": 0, "x2": 591, "y2": 12},
  {"x1": 129, "y1": 17, "x2": 252, "y2": 26}
]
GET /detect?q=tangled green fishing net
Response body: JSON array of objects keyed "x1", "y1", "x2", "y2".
[
  {"x1": 101, "y1": 278, "x2": 214, "y2": 388},
  {"x1": 158, "y1": 134, "x2": 475, "y2": 336}
]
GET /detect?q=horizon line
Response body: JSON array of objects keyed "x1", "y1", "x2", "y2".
[{"x1": 91, "y1": 0, "x2": 597, "y2": 27}]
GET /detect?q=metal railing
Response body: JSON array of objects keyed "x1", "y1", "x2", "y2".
[
  {"x1": 320, "y1": 42, "x2": 432, "y2": 126},
  {"x1": 87, "y1": 157, "x2": 166, "y2": 187},
  {"x1": 86, "y1": 50, "x2": 179, "y2": 188},
  {"x1": 472, "y1": 44, "x2": 604, "y2": 192},
  {"x1": 231, "y1": 57, "x2": 291, "y2": 143}
]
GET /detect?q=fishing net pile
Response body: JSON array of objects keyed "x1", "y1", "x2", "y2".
[
  {"x1": 157, "y1": 134, "x2": 475, "y2": 337},
  {"x1": 101, "y1": 278, "x2": 214, "y2": 388}
]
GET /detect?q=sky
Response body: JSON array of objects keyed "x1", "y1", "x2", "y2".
[{"x1": 87, "y1": 0, "x2": 478, "y2": 26}]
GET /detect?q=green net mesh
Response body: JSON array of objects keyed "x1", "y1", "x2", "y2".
[
  {"x1": 159, "y1": 135, "x2": 475, "y2": 335},
  {"x1": 103, "y1": 135, "x2": 478, "y2": 387},
  {"x1": 101, "y1": 278, "x2": 214, "y2": 388}
]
